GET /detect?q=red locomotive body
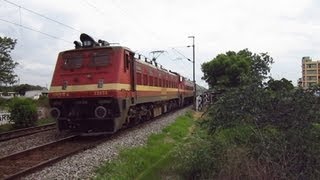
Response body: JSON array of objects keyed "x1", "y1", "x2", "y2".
[{"x1": 49, "y1": 34, "x2": 194, "y2": 135}]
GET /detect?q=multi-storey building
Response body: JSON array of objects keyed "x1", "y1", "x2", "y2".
[{"x1": 301, "y1": 56, "x2": 320, "y2": 88}]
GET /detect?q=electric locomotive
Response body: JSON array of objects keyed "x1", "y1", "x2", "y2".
[{"x1": 49, "y1": 33, "x2": 194, "y2": 135}]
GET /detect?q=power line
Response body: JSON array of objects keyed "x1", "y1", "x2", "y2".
[
  {"x1": 110, "y1": 0, "x2": 162, "y2": 40},
  {"x1": 3, "y1": 0, "x2": 81, "y2": 33},
  {"x1": 82, "y1": 0, "x2": 105, "y2": 15},
  {"x1": 0, "y1": 18, "x2": 73, "y2": 44},
  {"x1": 81, "y1": 0, "x2": 162, "y2": 43},
  {"x1": 172, "y1": 48, "x2": 192, "y2": 62}
]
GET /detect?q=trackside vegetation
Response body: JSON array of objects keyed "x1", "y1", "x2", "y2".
[
  {"x1": 0, "y1": 97, "x2": 54, "y2": 132},
  {"x1": 8, "y1": 98, "x2": 38, "y2": 128},
  {"x1": 173, "y1": 85, "x2": 320, "y2": 179},
  {"x1": 172, "y1": 49, "x2": 320, "y2": 179},
  {"x1": 94, "y1": 111, "x2": 194, "y2": 180}
]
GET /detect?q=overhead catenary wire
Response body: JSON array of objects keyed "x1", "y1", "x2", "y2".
[
  {"x1": 143, "y1": 46, "x2": 193, "y2": 76},
  {"x1": 81, "y1": 0, "x2": 106, "y2": 15},
  {"x1": 110, "y1": 0, "x2": 163, "y2": 41},
  {"x1": 172, "y1": 47, "x2": 192, "y2": 62},
  {"x1": 3, "y1": 0, "x2": 81, "y2": 33},
  {"x1": 0, "y1": 18, "x2": 73, "y2": 44},
  {"x1": 2, "y1": 0, "x2": 193, "y2": 71},
  {"x1": 81, "y1": 0, "x2": 189, "y2": 67},
  {"x1": 171, "y1": 49, "x2": 194, "y2": 75},
  {"x1": 81, "y1": 0, "x2": 163, "y2": 44}
]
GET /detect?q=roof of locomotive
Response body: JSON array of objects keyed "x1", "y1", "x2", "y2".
[
  {"x1": 60, "y1": 45, "x2": 132, "y2": 53},
  {"x1": 61, "y1": 45, "x2": 181, "y2": 78},
  {"x1": 67, "y1": 33, "x2": 183, "y2": 78}
]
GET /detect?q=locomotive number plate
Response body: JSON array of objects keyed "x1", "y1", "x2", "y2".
[
  {"x1": 51, "y1": 92, "x2": 70, "y2": 97},
  {"x1": 93, "y1": 91, "x2": 108, "y2": 96}
]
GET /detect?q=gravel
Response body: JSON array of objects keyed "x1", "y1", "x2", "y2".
[
  {"x1": 0, "y1": 130, "x2": 57, "y2": 158},
  {"x1": 23, "y1": 108, "x2": 189, "y2": 180}
]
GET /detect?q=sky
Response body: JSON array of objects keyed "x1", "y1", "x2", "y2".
[{"x1": 1, "y1": 0, "x2": 320, "y2": 88}]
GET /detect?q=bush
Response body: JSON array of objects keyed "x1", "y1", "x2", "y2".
[
  {"x1": 176, "y1": 85, "x2": 320, "y2": 179},
  {"x1": 0, "y1": 98, "x2": 11, "y2": 110},
  {"x1": 36, "y1": 95, "x2": 49, "y2": 107},
  {"x1": 9, "y1": 98, "x2": 37, "y2": 128},
  {"x1": 174, "y1": 125, "x2": 256, "y2": 179},
  {"x1": 173, "y1": 130, "x2": 216, "y2": 179},
  {"x1": 202, "y1": 85, "x2": 320, "y2": 179}
]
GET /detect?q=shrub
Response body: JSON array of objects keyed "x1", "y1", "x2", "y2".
[
  {"x1": 176, "y1": 84, "x2": 320, "y2": 179},
  {"x1": 201, "y1": 85, "x2": 320, "y2": 179},
  {"x1": 36, "y1": 95, "x2": 49, "y2": 107},
  {"x1": 8, "y1": 98, "x2": 37, "y2": 128},
  {"x1": 173, "y1": 127, "x2": 217, "y2": 179},
  {"x1": 0, "y1": 98, "x2": 11, "y2": 110},
  {"x1": 174, "y1": 125, "x2": 257, "y2": 179}
]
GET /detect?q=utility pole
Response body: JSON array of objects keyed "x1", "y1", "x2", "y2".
[{"x1": 188, "y1": 36, "x2": 196, "y2": 110}]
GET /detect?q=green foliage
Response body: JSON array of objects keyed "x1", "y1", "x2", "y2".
[
  {"x1": 173, "y1": 126, "x2": 217, "y2": 179},
  {"x1": 0, "y1": 123, "x2": 14, "y2": 133},
  {"x1": 174, "y1": 124, "x2": 258, "y2": 179},
  {"x1": 8, "y1": 98, "x2": 37, "y2": 128},
  {"x1": 36, "y1": 95, "x2": 49, "y2": 107},
  {"x1": 0, "y1": 98, "x2": 11, "y2": 109},
  {"x1": 0, "y1": 84, "x2": 45, "y2": 96},
  {"x1": 13, "y1": 84, "x2": 45, "y2": 96},
  {"x1": 175, "y1": 49, "x2": 317, "y2": 179},
  {"x1": 206, "y1": 84, "x2": 320, "y2": 132},
  {"x1": 94, "y1": 113, "x2": 193, "y2": 180},
  {"x1": 201, "y1": 49, "x2": 273, "y2": 89},
  {"x1": 192, "y1": 84, "x2": 320, "y2": 179},
  {"x1": 0, "y1": 36, "x2": 19, "y2": 85},
  {"x1": 36, "y1": 117, "x2": 54, "y2": 126},
  {"x1": 266, "y1": 78, "x2": 294, "y2": 92}
]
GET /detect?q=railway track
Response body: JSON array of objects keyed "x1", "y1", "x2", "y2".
[
  {"x1": 0, "y1": 135, "x2": 107, "y2": 180},
  {"x1": 0, "y1": 107, "x2": 191, "y2": 179},
  {"x1": 0, "y1": 123, "x2": 56, "y2": 142}
]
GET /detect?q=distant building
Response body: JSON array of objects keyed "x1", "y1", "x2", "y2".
[
  {"x1": 301, "y1": 56, "x2": 320, "y2": 88},
  {"x1": 0, "y1": 92, "x2": 19, "y2": 99},
  {"x1": 25, "y1": 90, "x2": 48, "y2": 100}
]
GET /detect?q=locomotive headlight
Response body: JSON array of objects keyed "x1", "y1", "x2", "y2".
[
  {"x1": 94, "y1": 106, "x2": 107, "y2": 119},
  {"x1": 50, "y1": 108, "x2": 61, "y2": 119},
  {"x1": 83, "y1": 40, "x2": 92, "y2": 47}
]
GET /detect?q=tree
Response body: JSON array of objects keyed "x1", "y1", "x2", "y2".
[
  {"x1": 13, "y1": 84, "x2": 31, "y2": 96},
  {"x1": 266, "y1": 78, "x2": 294, "y2": 92},
  {"x1": 0, "y1": 36, "x2": 19, "y2": 85},
  {"x1": 201, "y1": 49, "x2": 273, "y2": 89}
]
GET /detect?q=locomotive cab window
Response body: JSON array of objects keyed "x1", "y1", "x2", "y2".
[
  {"x1": 62, "y1": 55, "x2": 83, "y2": 69},
  {"x1": 91, "y1": 53, "x2": 109, "y2": 67}
]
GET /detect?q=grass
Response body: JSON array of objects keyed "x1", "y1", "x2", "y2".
[
  {"x1": 36, "y1": 117, "x2": 55, "y2": 126},
  {"x1": 0, "y1": 123, "x2": 14, "y2": 133},
  {"x1": 94, "y1": 111, "x2": 194, "y2": 180}
]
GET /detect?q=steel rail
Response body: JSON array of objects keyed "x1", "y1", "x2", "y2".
[
  {"x1": 0, "y1": 123, "x2": 56, "y2": 142},
  {"x1": 0, "y1": 135, "x2": 106, "y2": 179}
]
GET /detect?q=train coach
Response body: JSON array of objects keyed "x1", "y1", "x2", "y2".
[{"x1": 49, "y1": 33, "x2": 194, "y2": 135}]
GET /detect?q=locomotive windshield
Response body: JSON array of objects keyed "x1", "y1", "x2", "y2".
[
  {"x1": 62, "y1": 55, "x2": 83, "y2": 69},
  {"x1": 90, "y1": 53, "x2": 109, "y2": 67},
  {"x1": 62, "y1": 50, "x2": 110, "y2": 69}
]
